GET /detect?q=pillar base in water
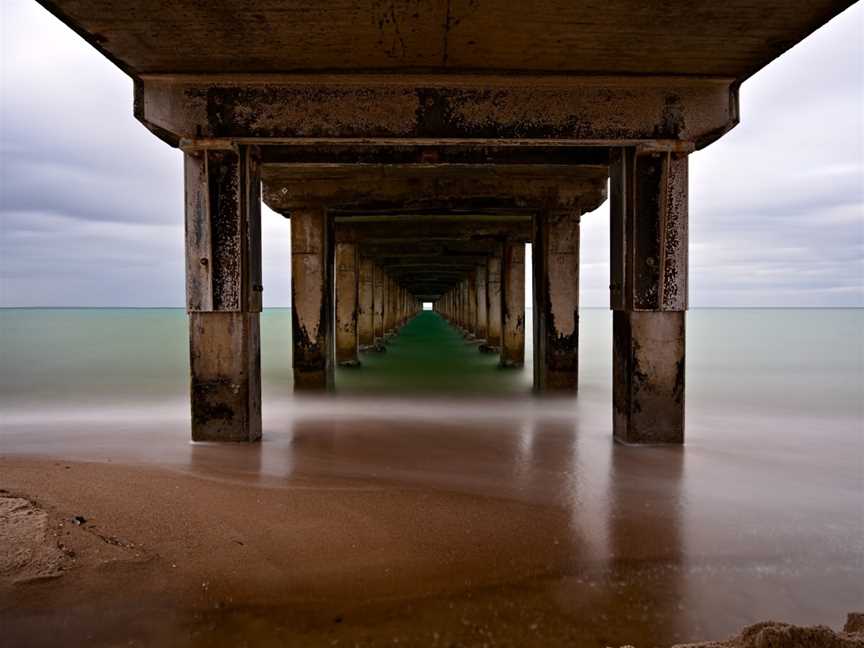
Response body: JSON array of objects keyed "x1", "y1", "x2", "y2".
[
  {"x1": 294, "y1": 370, "x2": 329, "y2": 391},
  {"x1": 189, "y1": 312, "x2": 261, "y2": 443},
  {"x1": 613, "y1": 311, "x2": 685, "y2": 444}
]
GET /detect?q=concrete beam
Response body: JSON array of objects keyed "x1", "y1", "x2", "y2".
[
  {"x1": 264, "y1": 164, "x2": 608, "y2": 213},
  {"x1": 136, "y1": 74, "x2": 737, "y2": 149}
]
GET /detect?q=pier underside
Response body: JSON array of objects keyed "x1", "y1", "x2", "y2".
[{"x1": 35, "y1": 0, "x2": 854, "y2": 443}]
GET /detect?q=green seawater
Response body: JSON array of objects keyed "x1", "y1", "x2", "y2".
[{"x1": 0, "y1": 308, "x2": 862, "y2": 422}]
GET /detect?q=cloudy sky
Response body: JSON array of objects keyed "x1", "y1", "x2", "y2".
[{"x1": 1, "y1": 1, "x2": 861, "y2": 308}]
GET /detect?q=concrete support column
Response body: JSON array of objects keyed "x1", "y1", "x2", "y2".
[
  {"x1": 373, "y1": 264, "x2": 385, "y2": 343},
  {"x1": 184, "y1": 145, "x2": 262, "y2": 442},
  {"x1": 385, "y1": 276, "x2": 396, "y2": 335},
  {"x1": 610, "y1": 147, "x2": 688, "y2": 444},
  {"x1": 335, "y1": 242, "x2": 360, "y2": 366},
  {"x1": 501, "y1": 242, "x2": 525, "y2": 368},
  {"x1": 533, "y1": 209, "x2": 581, "y2": 391},
  {"x1": 486, "y1": 254, "x2": 503, "y2": 350},
  {"x1": 358, "y1": 258, "x2": 374, "y2": 349},
  {"x1": 475, "y1": 264, "x2": 488, "y2": 341},
  {"x1": 467, "y1": 271, "x2": 477, "y2": 337},
  {"x1": 291, "y1": 206, "x2": 333, "y2": 390}
]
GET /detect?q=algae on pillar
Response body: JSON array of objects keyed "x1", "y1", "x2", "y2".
[
  {"x1": 185, "y1": 144, "x2": 262, "y2": 442},
  {"x1": 533, "y1": 208, "x2": 581, "y2": 391},
  {"x1": 291, "y1": 206, "x2": 333, "y2": 390},
  {"x1": 501, "y1": 242, "x2": 525, "y2": 368},
  {"x1": 610, "y1": 146, "x2": 688, "y2": 444}
]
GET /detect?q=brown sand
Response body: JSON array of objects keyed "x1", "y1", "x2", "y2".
[{"x1": 1, "y1": 453, "x2": 860, "y2": 648}]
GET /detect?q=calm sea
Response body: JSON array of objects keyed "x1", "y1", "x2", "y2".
[
  {"x1": 1, "y1": 308, "x2": 861, "y2": 420},
  {"x1": 1, "y1": 308, "x2": 862, "y2": 639}
]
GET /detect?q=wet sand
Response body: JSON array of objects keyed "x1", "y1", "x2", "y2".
[{"x1": 2, "y1": 392, "x2": 862, "y2": 647}]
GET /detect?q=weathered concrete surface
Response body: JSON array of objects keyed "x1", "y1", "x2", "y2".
[
  {"x1": 485, "y1": 254, "x2": 503, "y2": 350},
  {"x1": 475, "y1": 264, "x2": 488, "y2": 342},
  {"x1": 137, "y1": 75, "x2": 739, "y2": 148},
  {"x1": 613, "y1": 311, "x2": 685, "y2": 445},
  {"x1": 189, "y1": 312, "x2": 261, "y2": 442},
  {"x1": 533, "y1": 209, "x2": 580, "y2": 391},
  {"x1": 610, "y1": 147, "x2": 688, "y2": 312},
  {"x1": 334, "y1": 242, "x2": 360, "y2": 366},
  {"x1": 265, "y1": 165, "x2": 607, "y2": 214},
  {"x1": 373, "y1": 264, "x2": 386, "y2": 344},
  {"x1": 184, "y1": 145, "x2": 262, "y2": 313},
  {"x1": 291, "y1": 207, "x2": 332, "y2": 390},
  {"x1": 501, "y1": 243, "x2": 525, "y2": 368},
  {"x1": 42, "y1": 1, "x2": 851, "y2": 82},
  {"x1": 184, "y1": 144, "x2": 262, "y2": 441},
  {"x1": 610, "y1": 146, "x2": 688, "y2": 443},
  {"x1": 358, "y1": 257, "x2": 375, "y2": 348}
]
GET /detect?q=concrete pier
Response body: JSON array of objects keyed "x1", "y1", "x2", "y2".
[
  {"x1": 533, "y1": 209, "x2": 581, "y2": 391},
  {"x1": 501, "y1": 243, "x2": 525, "y2": 368},
  {"x1": 44, "y1": 0, "x2": 850, "y2": 444},
  {"x1": 291, "y1": 206, "x2": 332, "y2": 390}
]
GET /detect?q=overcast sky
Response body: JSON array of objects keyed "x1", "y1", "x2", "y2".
[{"x1": 1, "y1": 1, "x2": 861, "y2": 307}]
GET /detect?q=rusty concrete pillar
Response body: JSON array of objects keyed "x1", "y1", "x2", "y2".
[
  {"x1": 358, "y1": 257, "x2": 374, "y2": 349},
  {"x1": 475, "y1": 263, "x2": 488, "y2": 341},
  {"x1": 610, "y1": 147, "x2": 688, "y2": 444},
  {"x1": 335, "y1": 242, "x2": 360, "y2": 366},
  {"x1": 533, "y1": 209, "x2": 581, "y2": 391},
  {"x1": 291, "y1": 206, "x2": 333, "y2": 390},
  {"x1": 501, "y1": 242, "x2": 525, "y2": 368},
  {"x1": 184, "y1": 145, "x2": 262, "y2": 442},
  {"x1": 486, "y1": 254, "x2": 503, "y2": 350},
  {"x1": 373, "y1": 264, "x2": 385, "y2": 344}
]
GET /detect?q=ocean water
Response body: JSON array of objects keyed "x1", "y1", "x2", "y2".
[
  {"x1": 1, "y1": 308, "x2": 863, "y2": 642},
  {"x1": 1, "y1": 308, "x2": 861, "y2": 419}
]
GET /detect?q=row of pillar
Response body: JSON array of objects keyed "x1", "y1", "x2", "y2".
[
  {"x1": 434, "y1": 243, "x2": 525, "y2": 369},
  {"x1": 183, "y1": 144, "x2": 687, "y2": 446},
  {"x1": 334, "y1": 242, "x2": 420, "y2": 366}
]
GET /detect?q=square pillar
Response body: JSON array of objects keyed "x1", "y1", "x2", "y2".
[
  {"x1": 486, "y1": 254, "x2": 503, "y2": 350},
  {"x1": 373, "y1": 264, "x2": 385, "y2": 343},
  {"x1": 610, "y1": 146, "x2": 688, "y2": 444},
  {"x1": 291, "y1": 206, "x2": 334, "y2": 390},
  {"x1": 501, "y1": 242, "x2": 525, "y2": 368},
  {"x1": 475, "y1": 264, "x2": 488, "y2": 341},
  {"x1": 466, "y1": 271, "x2": 477, "y2": 337},
  {"x1": 533, "y1": 209, "x2": 581, "y2": 391},
  {"x1": 358, "y1": 258, "x2": 375, "y2": 349},
  {"x1": 335, "y1": 242, "x2": 360, "y2": 366},
  {"x1": 184, "y1": 144, "x2": 262, "y2": 442}
]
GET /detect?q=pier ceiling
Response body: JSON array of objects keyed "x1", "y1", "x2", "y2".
[{"x1": 39, "y1": 0, "x2": 849, "y2": 79}]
